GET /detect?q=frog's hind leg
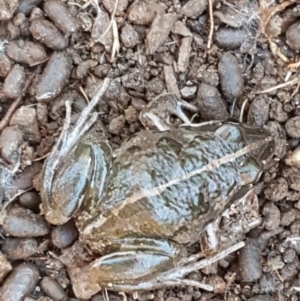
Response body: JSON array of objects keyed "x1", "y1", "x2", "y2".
[
  {"x1": 140, "y1": 93, "x2": 198, "y2": 131},
  {"x1": 96, "y1": 242, "x2": 244, "y2": 293}
]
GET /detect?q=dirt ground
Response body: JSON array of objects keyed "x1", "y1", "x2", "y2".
[{"x1": 0, "y1": 0, "x2": 300, "y2": 300}]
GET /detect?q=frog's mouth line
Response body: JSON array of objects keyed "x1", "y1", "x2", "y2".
[{"x1": 84, "y1": 136, "x2": 273, "y2": 235}]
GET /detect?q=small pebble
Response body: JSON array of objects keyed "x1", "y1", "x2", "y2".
[
  {"x1": 285, "y1": 116, "x2": 300, "y2": 138},
  {"x1": 128, "y1": 1, "x2": 164, "y2": 25},
  {"x1": 124, "y1": 106, "x2": 138, "y2": 123},
  {"x1": 3, "y1": 64, "x2": 26, "y2": 99},
  {"x1": 146, "y1": 13, "x2": 177, "y2": 55},
  {"x1": 218, "y1": 52, "x2": 243, "y2": 100},
  {"x1": 214, "y1": 27, "x2": 246, "y2": 49},
  {"x1": 121, "y1": 24, "x2": 139, "y2": 48},
  {"x1": 0, "y1": 263, "x2": 40, "y2": 301},
  {"x1": 40, "y1": 276, "x2": 69, "y2": 301},
  {"x1": 259, "y1": 274, "x2": 276, "y2": 294},
  {"x1": 0, "y1": 53, "x2": 11, "y2": 77},
  {"x1": 286, "y1": 21, "x2": 300, "y2": 51},
  {"x1": 3, "y1": 205, "x2": 50, "y2": 237},
  {"x1": 247, "y1": 95, "x2": 269, "y2": 126},
  {"x1": 2, "y1": 238, "x2": 38, "y2": 260},
  {"x1": 36, "y1": 51, "x2": 72, "y2": 101},
  {"x1": 262, "y1": 202, "x2": 281, "y2": 231},
  {"x1": 17, "y1": 0, "x2": 43, "y2": 15},
  {"x1": 280, "y1": 209, "x2": 295, "y2": 227},
  {"x1": 283, "y1": 248, "x2": 296, "y2": 263},
  {"x1": 0, "y1": 0, "x2": 18, "y2": 20},
  {"x1": 0, "y1": 126, "x2": 23, "y2": 164},
  {"x1": 43, "y1": 0, "x2": 78, "y2": 36},
  {"x1": 180, "y1": 86, "x2": 197, "y2": 99},
  {"x1": 180, "y1": 0, "x2": 207, "y2": 19},
  {"x1": 19, "y1": 191, "x2": 41, "y2": 210},
  {"x1": 0, "y1": 251, "x2": 12, "y2": 282},
  {"x1": 264, "y1": 177, "x2": 288, "y2": 202},
  {"x1": 51, "y1": 220, "x2": 78, "y2": 249},
  {"x1": 6, "y1": 40, "x2": 47, "y2": 66},
  {"x1": 178, "y1": 37, "x2": 193, "y2": 72},
  {"x1": 239, "y1": 239, "x2": 262, "y2": 282},
  {"x1": 29, "y1": 19, "x2": 69, "y2": 50},
  {"x1": 10, "y1": 106, "x2": 41, "y2": 143},
  {"x1": 103, "y1": 0, "x2": 129, "y2": 15},
  {"x1": 196, "y1": 82, "x2": 228, "y2": 120},
  {"x1": 109, "y1": 115, "x2": 126, "y2": 135}
]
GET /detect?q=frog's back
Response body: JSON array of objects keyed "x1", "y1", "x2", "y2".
[{"x1": 90, "y1": 124, "x2": 267, "y2": 245}]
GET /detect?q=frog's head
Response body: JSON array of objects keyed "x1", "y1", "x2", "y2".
[{"x1": 215, "y1": 121, "x2": 275, "y2": 187}]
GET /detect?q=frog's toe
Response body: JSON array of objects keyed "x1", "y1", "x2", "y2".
[
  {"x1": 171, "y1": 99, "x2": 198, "y2": 125},
  {"x1": 140, "y1": 94, "x2": 198, "y2": 130}
]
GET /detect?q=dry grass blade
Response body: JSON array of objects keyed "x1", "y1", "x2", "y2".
[
  {"x1": 256, "y1": 77, "x2": 300, "y2": 94},
  {"x1": 207, "y1": 0, "x2": 214, "y2": 50}
]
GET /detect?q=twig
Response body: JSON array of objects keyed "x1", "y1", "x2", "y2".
[
  {"x1": 93, "y1": 0, "x2": 119, "y2": 42},
  {"x1": 259, "y1": 0, "x2": 295, "y2": 35},
  {"x1": 239, "y1": 98, "x2": 248, "y2": 123},
  {"x1": 111, "y1": 19, "x2": 120, "y2": 61},
  {"x1": 256, "y1": 77, "x2": 300, "y2": 94},
  {"x1": 288, "y1": 60, "x2": 300, "y2": 71},
  {"x1": 207, "y1": 0, "x2": 214, "y2": 49},
  {"x1": 0, "y1": 70, "x2": 37, "y2": 132}
]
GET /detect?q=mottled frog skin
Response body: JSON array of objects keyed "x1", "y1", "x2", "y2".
[{"x1": 41, "y1": 86, "x2": 274, "y2": 291}]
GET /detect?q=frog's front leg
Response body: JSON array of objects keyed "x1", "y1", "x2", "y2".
[
  {"x1": 140, "y1": 93, "x2": 198, "y2": 131},
  {"x1": 86, "y1": 236, "x2": 186, "y2": 286}
]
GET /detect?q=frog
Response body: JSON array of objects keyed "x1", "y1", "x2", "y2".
[{"x1": 41, "y1": 78, "x2": 275, "y2": 292}]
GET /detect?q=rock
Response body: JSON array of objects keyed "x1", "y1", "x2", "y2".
[
  {"x1": 121, "y1": 24, "x2": 139, "y2": 48},
  {"x1": 108, "y1": 115, "x2": 126, "y2": 135},
  {"x1": 128, "y1": 1, "x2": 165, "y2": 25},
  {"x1": 17, "y1": 0, "x2": 42, "y2": 15},
  {"x1": 3, "y1": 64, "x2": 26, "y2": 99},
  {"x1": 196, "y1": 83, "x2": 228, "y2": 120},
  {"x1": 218, "y1": 52, "x2": 243, "y2": 99},
  {"x1": 10, "y1": 106, "x2": 41, "y2": 143},
  {"x1": 2, "y1": 238, "x2": 38, "y2": 260},
  {"x1": 285, "y1": 116, "x2": 300, "y2": 138},
  {"x1": 180, "y1": 0, "x2": 207, "y2": 19},
  {"x1": 29, "y1": 19, "x2": 69, "y2": 51},
  {"x1": 172, "y1": 21, "x2": 192, "y2": 37},
  {"x1": 43, "y1": 0, "x2": 78, "y2": 35},
  {"x1": 0, "y1": 126, "x2": 23, "y2": 164},
  {"x1": 178, "y1": 36, "x2": 193, "y2": 72},
  {"x1": 214, "y1": 27, "x2": 246, "y2": 49},
  {"x1": 103, "y1": 0, "x2": 129, "y2": 15},
  {"x1": 0, "y1": 53, "x2": 11, "y2": 77},
  {"x1": 3, "y1": 206, "x2": 50, "y2": 237},
  {"x1": 286, "y1": 21, "x2": 300, "y2": 51},
  {"x1": 0, "y1": 0, "x2": 18, "y2": 21},
  {"x1": 0, "y1": 264, "x2": 39, "y2": 301},
  {"x1": 214, "y1": 6, "x2": 247, "y2": 28},
  {"x1": 6, "y1": 40, "x2": 47, "y2": 66},
  {"x1": 91, "y1": 9, "x2": 113, "y2": 50},
  {"x1": 164, "y1": 65, "x2": 180, "y2": 98},
  {"x1": 36, "y1": 51, "x2": 72, "y2": 102},
  {"x1": 145, "y1": 13, "x2": 177, "y2": 54},
  {"x1": 180, "y1": 86, "x2": 197, "y2": 99},
  {"x1": 247, "y1": 95, "x2": 269, "y2": 126}
]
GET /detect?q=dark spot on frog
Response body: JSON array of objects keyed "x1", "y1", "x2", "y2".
[
  {"x1": 125, "y1": 145, "x2": 143, "y2": 154},
  {"x1": 214, "y1": 124, "x2": 243, "y2": 142},
  {"x1": 188, "y1": 193, "x2": 210, "y2": 220},
  {"x1": 180, "y1": 154, "x2": 208, "y2": 173},
  {"x1": 156, "y1": 137, "x2": 182, "y2": 157}
]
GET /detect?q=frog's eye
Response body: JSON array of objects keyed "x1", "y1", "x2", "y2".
[
  {"x1": 215, "y1": 124, "x2": 243, "y2": 142},
  {"x1": 239, "y1": 158, "x2": 261, "y2": 185}
]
